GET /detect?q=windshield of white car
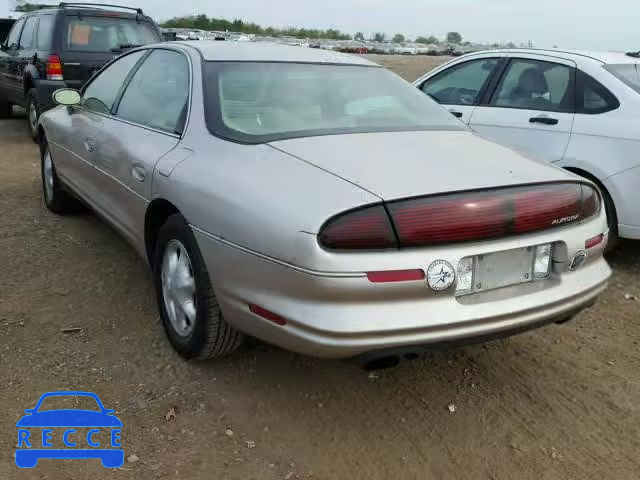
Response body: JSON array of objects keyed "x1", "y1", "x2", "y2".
[
  {"x1": 605, "y1": 64, "x2": 640, "y2": 94},
  {"x1": 203, "y1": 62, "x2": 466, "y2": 144}
]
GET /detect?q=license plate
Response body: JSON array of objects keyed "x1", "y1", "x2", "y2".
[{"x1": 474, "y1": 247, "x2": 534, "y2": 293}]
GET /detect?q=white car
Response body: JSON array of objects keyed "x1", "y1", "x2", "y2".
[{"x1": 414, "y1": 49, "x2": 640, "y2": 245}]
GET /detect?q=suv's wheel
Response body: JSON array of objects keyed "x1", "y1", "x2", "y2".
[
  {"x1": 40, "y1": 138, "x2": 80, "y2": 213},
  {"x1": 0, "y1": 97, "x2": 11, "y2": 118},
  {"x1": 26, "y1": 88, "x2": 41, "y2": 142},
  {"x1": 154, "y1": 214, "x2": 244, "y2": 359}
]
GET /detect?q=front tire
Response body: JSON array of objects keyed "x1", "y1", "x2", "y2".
[
  {"x1": 26, "y1": 88, "x2": 41, "y2": 142},
  {"x1": 154, "y1": 214, "x2": 243, "y2": 360},
  {"x1": 40, "y1": 138, "x2": 81, "y2": 214}
]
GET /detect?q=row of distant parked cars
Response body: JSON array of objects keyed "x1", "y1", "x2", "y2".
[{"x1": 1, "y1": 3, "x2": 638, "y2": 368}]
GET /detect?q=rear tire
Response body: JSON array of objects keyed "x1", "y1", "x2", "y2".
[
  {"x1": 40, "y1": 138, "x2": 81, "y2": 214},
  {"x1": 154, "y1": 214, "x2": 243, "y2": 360},
  {"x1": 26, "y1": 88, "x2": 40, "y2": 142}
]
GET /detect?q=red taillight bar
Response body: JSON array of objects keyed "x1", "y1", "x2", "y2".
[
  {"x1": 319, "y1": 183, "x2": 601, "y2": 251},
  {"x1": 46, "y1": 54, "x2": 64, "y2": 81},
  {"x1": 318, "y1": 205, "x2": 397, "y2": 250}
]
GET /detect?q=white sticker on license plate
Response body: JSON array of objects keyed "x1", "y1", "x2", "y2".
[{"x1": 474, "y1": 247, "x2": 534, "y2": 292}]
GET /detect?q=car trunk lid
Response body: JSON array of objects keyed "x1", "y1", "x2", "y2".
[{"x1": 269, "y1": 130, "x2": 572, "y2": 201}]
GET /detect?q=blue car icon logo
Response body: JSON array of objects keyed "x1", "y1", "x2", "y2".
[{"x1": 16, "y1": 391, "x2": 123, "y2": 468}]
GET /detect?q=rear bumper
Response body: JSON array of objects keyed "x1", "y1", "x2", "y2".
[
  {"x1": 618, "y1": 224, "x2": 640, "y2": 240},
  {"x1": 193, "y1": 222, "x2": 611, "y2": 358},
  {"x1": 603, "y1": 166, "x2": 640, "y2": 239}
]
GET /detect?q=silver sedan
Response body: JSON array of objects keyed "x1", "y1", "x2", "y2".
[{"x1": 38, "y1": 41, "x2": 611, "y2": 360}]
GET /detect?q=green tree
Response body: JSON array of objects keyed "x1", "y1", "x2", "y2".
[
  {"x1": 416, "y1": 35, "x2": 439, "y2": 44},
  {"x1": 392, "y1": 33, "x2": 405, "y2": 44},
  {"x1": 354, "y1": 32, "x2": 365, "y2": 41},
  {"x1": 446, "y1": 31, "x2": 462, "y2": 44},
  {"x1": 373, "y1": 32, "x2": 386, "y2": 42},
  {"x1": 14, "y1": 2, "x2": 47, "y2": 12}
]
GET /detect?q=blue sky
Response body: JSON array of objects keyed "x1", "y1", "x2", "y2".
[{"x1": 9, "y1": 0, "x2": 639, "y2": 50}]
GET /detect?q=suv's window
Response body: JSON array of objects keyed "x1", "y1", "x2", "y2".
[
  {"x1": 36, "y1": 15, "x2": 55, "y2": 50},
  {"x1": 5, "y1": 18, "x2": 24, "y2": 50},
  {"x1": 82, "y1": 50, "x2": 146, "y2": 115},
  {"x1": 420, "y1": 58, "x2": 500, "y2": 105},
  {"x1": 579, "y1": 71, "x2": 619, "y2": 114},
  {"x1": 491, "y1": 59, "x2": 575, "y2": 112},
  {"x1": 18, "y1": 16, "x2": 37, "y2": 50},
  {"x1": 63, "y1": 16, "x2": 159, "y2": 53},
  {"x1": 116, "y1": 49, "x2": 189, "y2": 134}
]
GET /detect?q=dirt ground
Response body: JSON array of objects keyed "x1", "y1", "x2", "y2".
[
  {"x1": 363, "y1": 54, "x2": 452, "y2": 81},
  {"x1": 1, "y1": 56, "x2": 640, "y2": 480}
]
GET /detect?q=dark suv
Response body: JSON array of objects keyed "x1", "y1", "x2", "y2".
[{"x1": 0, "y1": 3, "x2": 163, "y2": 140}]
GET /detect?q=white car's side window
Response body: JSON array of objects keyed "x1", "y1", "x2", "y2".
[
  {"x1": 491, "y1": 58, "x2": 575, "y2": 112},
  {"x1": 420, "y1": 58, "x2": 500, "y2": 105}
]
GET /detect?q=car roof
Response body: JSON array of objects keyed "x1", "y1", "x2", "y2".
[
  {"x1": 173, "y1": 40, "x2": 379, "y2": 66},
  {"x1": 468, "y1": 48, "x2": 640, "y2": 65}
]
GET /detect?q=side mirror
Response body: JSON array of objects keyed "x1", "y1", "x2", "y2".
[
  {"x1": 53, "y1": 88, "x2": 81, "y2": 107},
  {"x1": 23, "y1": 408, "x2": 35, "y2": 414}
]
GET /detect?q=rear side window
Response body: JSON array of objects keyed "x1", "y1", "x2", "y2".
[
  {"x1": 490, "y1": 59, "x2": 575, "y2": 113},
  {"x1": 577, "y1": 71, "x2": 619, "y2": 114},
  {"x1": 63, "y1": 16, "x2": 159, "y2": 53},
  {"x1": 420, "y1": 58, "x2": 500, "y2": 105},
  {"x1": 19, "y1": 16, "x2": 37, "y2": 50},
  {"x1": 5, "y1": 18, "x2": 24, "y2": 49},
  {"x1": 36, "y1": 15, "x2": 55, "y2": 50},
  {"x1": 82, "y1": 50, "x2": 146, "y2": 114},
  {"x1": 116, "y1": 49, "x2": 190, "y2": 134}
]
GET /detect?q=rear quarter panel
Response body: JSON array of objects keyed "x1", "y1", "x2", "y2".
[
  {"x1": 156, "y1": 139, "x2": 381, "y2": 267},
  {"x1": 559, "y1": 61, "x2": 640, "y2": 178}
]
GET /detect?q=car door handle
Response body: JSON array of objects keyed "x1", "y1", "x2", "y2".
[
  {"x1": 83, "y1": 138, "x2": 96, "y2": 153},
  {"x1": 529, "y1": 116, "x2": 559, "y2": 125},
  {"x1": 131, "y1": 164, "x2": 146, "y2": 182},
  {"x1": 449, "y1": 110, "x2": 463, "y2": 119}
]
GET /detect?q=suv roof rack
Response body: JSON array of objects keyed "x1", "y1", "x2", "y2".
[{"x1": 58, "y1": 3, "x2": 144, "y2": 15}]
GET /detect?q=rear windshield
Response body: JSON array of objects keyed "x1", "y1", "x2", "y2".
[
  {"x1": 63, "y1": 16, "x2": 159, "y2": 53},
  {"x1": 203, "y1": 62, "x2": 465, "y2": 144},
  {"x1": 605, "y1": 64, "x2": 640, "y2": 94}
]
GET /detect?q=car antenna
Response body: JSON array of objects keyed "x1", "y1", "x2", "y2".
[{"x1": 625, "y1": 50, "x2": 640, "y2": 58}]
